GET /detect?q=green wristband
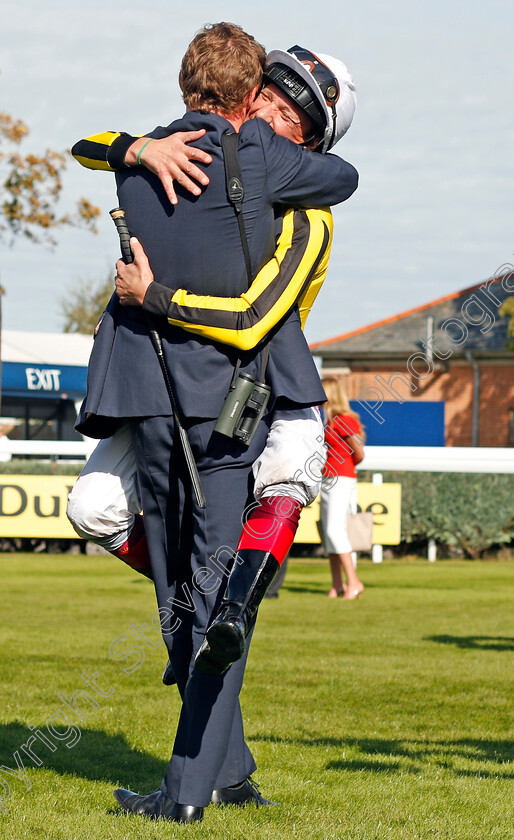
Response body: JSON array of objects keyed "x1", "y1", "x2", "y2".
[{"x1": 137, "y1": 138, "x2": 153, "y2": 166}]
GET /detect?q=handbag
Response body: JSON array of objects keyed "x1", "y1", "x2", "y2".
[{"x1": 346, "y1": 512, "x2": 374, "y2": 551}]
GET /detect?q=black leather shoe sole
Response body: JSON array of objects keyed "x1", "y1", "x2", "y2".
[{"x1": 195, "y1": 621, "x2": 245, "y2": 675}]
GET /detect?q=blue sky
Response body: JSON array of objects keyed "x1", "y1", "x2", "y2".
[{"x1": 1, "y1": 0, "x2": 513, "y2": 343}]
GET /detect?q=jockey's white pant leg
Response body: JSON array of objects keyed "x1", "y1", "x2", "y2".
[
  {"x1": 252, "y1": 406, "x2": 326, "y2": 506},
  {"x1": 67, "y1": 424, "x2": 141, "y2": 550}
]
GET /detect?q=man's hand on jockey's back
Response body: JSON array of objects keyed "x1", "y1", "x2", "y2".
[
  {"x1": 115, "y1": 238, "x2": 155, "y2": 306},
  {"x1": 125, "y1": 131, "x2": 212, "y2": 205}
]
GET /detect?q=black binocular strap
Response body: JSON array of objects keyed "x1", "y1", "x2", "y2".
[
  {"x1": 221, "y1": 131, "x2": 270, "y2": 384},
  {"x1": 221, "y1": 131, "x2": 253, "y2": 287}
]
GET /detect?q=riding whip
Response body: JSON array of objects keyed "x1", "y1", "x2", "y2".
[{"x1": 110, "y1": 207, "x2": 206, "y2": 509}]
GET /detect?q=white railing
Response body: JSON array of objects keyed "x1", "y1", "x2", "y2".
[
  {"x1": 0, "y1": 438, "x2": 98, "y2": 461},
  {"x1": 2, "y1": 440, "x2": 513, "y2": 474}
]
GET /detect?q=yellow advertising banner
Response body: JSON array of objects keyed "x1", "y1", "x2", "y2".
[
  {"x1": 0, "y1": 475, "x2": 401, "y2": 545},
  {"x1": 295, "y1": 482, "x2": 402, "y2": 545},
  {"x1": 0, "y1": 475, "x2": 79, "y2": 539}
]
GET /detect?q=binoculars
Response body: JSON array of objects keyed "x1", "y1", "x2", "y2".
[{"x1": 215, "y1": 371, "x2": 271, "y2": 446}]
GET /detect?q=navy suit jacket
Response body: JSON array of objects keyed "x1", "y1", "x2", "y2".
[{"x1": 77, "y1": 112, "x2": 358, "y2": 434}]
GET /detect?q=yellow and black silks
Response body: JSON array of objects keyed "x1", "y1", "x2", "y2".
[
  {"x1": 71, "y1": 131, "x2": 133, "y2": 171},
  {"x1": 72, "y1": 133, "x2": 333, "y2": 350},
  {"x1": 164, "y1": 207, "x2": 332, "y2": 349}
]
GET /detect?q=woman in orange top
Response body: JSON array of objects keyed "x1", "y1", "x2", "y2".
[{"x1": 320, "y1": 377, "x2": 365, "y2": 599}]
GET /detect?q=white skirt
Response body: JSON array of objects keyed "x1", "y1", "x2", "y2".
[{"x1": 319, "y1": 476, "x2": 357, "y2": 554}]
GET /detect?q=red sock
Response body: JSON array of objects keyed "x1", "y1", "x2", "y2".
[
  {"x1": 112, "y1": 514, "x2": 151, "y2": 572},
  {"x1": 237, "y1": 496, "x2": 302, "y2": 565}
]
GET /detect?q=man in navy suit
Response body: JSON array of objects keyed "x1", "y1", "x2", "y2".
[{"x1": 77, "y1": 23, "x2": 358, "y2": 823}]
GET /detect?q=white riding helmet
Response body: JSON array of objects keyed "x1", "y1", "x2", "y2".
[{"x1": 264, "y1": 45, "x2": 356, "y2": 153}]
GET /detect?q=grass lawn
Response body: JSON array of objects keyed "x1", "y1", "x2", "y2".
[{"x1": 0, "y1": 553, "x2": 513, "y2": 839}]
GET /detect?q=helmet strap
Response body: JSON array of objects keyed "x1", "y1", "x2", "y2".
[{"x1": 300, "y1": 133, "x2": 323, "y2": 151}]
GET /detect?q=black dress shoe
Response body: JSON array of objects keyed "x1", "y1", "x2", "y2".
[
  {"x1": 113, "y1": 788, "x2": 203, "y2": 823},
  {"x1": 113, "y1": 788, "x2": 171, "y2": 819},
  {"x1": 169, "y1": 802, "x2": 205, "y2": 823},
  {"x1": 211, "y1": 776, "x2": 277, "y2": 806}
]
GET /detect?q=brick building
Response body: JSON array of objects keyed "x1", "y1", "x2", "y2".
[{"x1": 310, "y1": 271, "x2": 514, "y2": 447}]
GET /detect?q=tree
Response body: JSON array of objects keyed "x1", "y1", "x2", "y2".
[
  {"x1": 61, "y1": 272, "x2": 114, "y2": 334},
  {"x1": 0, "y1": 110, "x2": 100, "y2": 244},
  {"x1": 0, "y1": 94, "x2": 101, "y2": 414}
]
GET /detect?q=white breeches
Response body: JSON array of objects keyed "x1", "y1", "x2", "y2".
[
  {"x1": 67, "y1": 407, "x2": 326, "y2": 543},
  {"x1": 67, "y1": 424, "x2": 141, "y2": 546},
  {"x1": 253, "y1": 406, "x2": 325, "y2": 505}
]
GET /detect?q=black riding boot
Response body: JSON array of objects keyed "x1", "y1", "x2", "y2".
[{"x1": 194, "y1": 548, "x2": 279, "y2": 675}]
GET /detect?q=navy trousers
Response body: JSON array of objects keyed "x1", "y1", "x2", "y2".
[{"x1": 130, "y1": 412, "x2": 270, "y2": 807}]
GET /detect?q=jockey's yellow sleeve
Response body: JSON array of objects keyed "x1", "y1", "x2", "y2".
[
  {"x1": 158, "y1": 207, "x2": 332, "y2": 350},
  {"x1": 72, "y1": 132, "x2": 333, "y2": 350},
  {"x1": 71, "y1": 131, "x2": 139, "y2": 171}
]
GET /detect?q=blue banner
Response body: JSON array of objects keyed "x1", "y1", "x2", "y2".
[
  {"x1": 2, "y1": 361, "x2": 88, "y2": 399},
  {"x1": 350, "y1": 400, "x2": 445, "y2": 446}
]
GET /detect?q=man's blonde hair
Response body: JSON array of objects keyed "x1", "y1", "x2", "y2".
[{"x1": 179, "y1": 22, "x2": 266, "y2": 115}]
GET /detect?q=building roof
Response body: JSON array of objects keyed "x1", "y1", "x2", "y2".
[
  {"x1": 310, "y1": 272, "x2": 514, "y2": 359},
  {"x1": 1, "y1": 330, "x2": 93, "y2": 367}
]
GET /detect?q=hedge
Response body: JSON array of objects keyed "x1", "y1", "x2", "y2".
[
  {"x1": 0, "y1": 460, "x2": 81, "y2": 475},
  {"x1": 361, "y1": 471, "x2": 514, "y2": 558}
]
